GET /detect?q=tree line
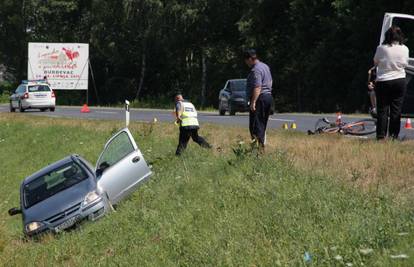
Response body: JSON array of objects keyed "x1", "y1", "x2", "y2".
[{"x1": 0, "y1": 0, "x2": 413, "y2": 112}]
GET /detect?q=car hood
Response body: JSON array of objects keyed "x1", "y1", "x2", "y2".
[{"x1": 23, "y1": 178, "x2": 97, "y2": 224}]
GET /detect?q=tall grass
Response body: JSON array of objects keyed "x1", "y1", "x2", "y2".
[
  {"x1": 0, "y1": 93, "x2": 9, "y2": 104},
  {"x1": 0, "y1": 114, "x2": 412, "y2": 266}
]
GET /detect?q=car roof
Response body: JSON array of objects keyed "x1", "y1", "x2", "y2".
[
  {"x1": 228, "y1": 79, "x2": 246, "y2": 82},
  {"x1": 22, "y1": 155, "x2": 78, "y2": 185},
  {"x1": 20, "y1": 80, "x2": 50, "y2": 87}
]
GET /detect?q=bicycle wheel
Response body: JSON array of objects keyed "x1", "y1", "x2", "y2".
[
  {"x1": 314, "y1": 118, "x2": 340, "y2": 134},
  {"x1": 343, "y1": 119, "x2": 376, "y2": 136}
]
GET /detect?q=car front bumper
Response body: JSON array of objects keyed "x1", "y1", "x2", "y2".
[
  {"x1": 230, "y1": 100, "x2": 249, "y2": 111},
  {"x1": 25, "y1": 198, "x2": 108, "y2": 237}
]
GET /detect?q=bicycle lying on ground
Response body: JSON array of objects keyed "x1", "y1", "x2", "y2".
[{"x1": 308, "y1": 117, "x2": 377, "y2": 136}]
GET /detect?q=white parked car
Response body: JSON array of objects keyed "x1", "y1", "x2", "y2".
[{"x1": 10, "y1": 80, "x2": 56, "y2": 112}]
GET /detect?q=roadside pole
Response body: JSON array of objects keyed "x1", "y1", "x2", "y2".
[{"x1": 125, "y1": 100, "x2": 130, "y2": 127}]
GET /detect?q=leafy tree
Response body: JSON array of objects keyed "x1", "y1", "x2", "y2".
[{"x1": 1, "y1": 0, "x2": 413, "y2": 111}]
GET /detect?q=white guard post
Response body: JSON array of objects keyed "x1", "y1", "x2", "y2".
[{"x1": 125, "y1": 100, "x2": 130, "y2": 127}]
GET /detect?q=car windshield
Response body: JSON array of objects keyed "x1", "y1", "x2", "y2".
[
  {"x1": 28, "y1": 85, "x2": 50, "y2": 92},
  {"x1": 230, "y1": 80, "x2": 247, "y2": 92},
  {"x1": 23, "y1": 162, "x2": 88, "y2": 208}
]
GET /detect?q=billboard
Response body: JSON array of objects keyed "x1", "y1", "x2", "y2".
[{"x1": 28, "y1": 43, "x2": 89, "y2": 90}]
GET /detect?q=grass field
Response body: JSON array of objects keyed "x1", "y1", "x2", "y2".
[{"x1": 0, "y1": 113, "x2": 413, "y2": 266}]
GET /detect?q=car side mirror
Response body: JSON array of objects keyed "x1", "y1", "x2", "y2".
[
  {"x1": 8, "y1": 207, "x2": 22, "y2": 216},
  {"x1": 96, "y1": 162, "x2": 110, "y2": 177}
]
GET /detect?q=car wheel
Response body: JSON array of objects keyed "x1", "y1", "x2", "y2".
[
  {"x1": 104, "y1": 193, "x2": 115, "y2": 212},
  {"x1": 107, "y1": 200, "x2": 115, "y2": 212},
  {"x1": 229, "y1": 106, "x2": 236, "y2": 116},
  {"x1": 9, "y1": 101, "x2": 15, "y2": 112},
  {"x1": 218, "y1": 101, "x2": 226, "y2": 116},
  {"x1": 50, "y1": 107, "x2": 55, "y2": 112},
  {"x1": 19, "y1": 101, "x2": 25, "y2": 112}
]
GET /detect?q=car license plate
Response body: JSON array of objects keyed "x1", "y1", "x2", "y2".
[
  {"x1": 34, "y1": 94, "x2": 47, "y2": 98},
  {"x1": 54, "y1": 215, "x2": 80, "y2": 232}
]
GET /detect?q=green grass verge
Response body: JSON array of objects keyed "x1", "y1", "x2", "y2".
[
  {"x1": 0, "y1": 93, "x2": 9, "y2": 104},
  {"x1": 0, "y1": 117, "x2": 412, "y2": 266}
]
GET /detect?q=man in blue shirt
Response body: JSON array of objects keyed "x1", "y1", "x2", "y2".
[{"x1": 244, "y1": 49, "x2": 273, "y2": 150}]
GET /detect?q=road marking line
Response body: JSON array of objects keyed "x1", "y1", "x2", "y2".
[
  {"x1": 96, "y1": 111, "x2": 118, "y2": 114},
  {"x1": 202, "y1": 116, "x2": 232, "y2": 119},
  {"x1": 269, "y1": 118, "x2": 295, "y2": 122}
]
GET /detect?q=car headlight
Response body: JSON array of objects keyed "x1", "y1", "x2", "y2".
[
  {"x1": 82, "y1": 191, "x2": 101, "y2": 207},
  {"x1": 25, "y1": 222, "x2": 44, "y2": 233}
]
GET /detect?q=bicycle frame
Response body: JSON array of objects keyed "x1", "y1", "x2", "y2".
[{"x1": 314, "y1": 118, "x2": 376, "y2": 136}]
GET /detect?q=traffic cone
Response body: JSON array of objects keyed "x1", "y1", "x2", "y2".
[
  {"x1": 405, "y1": 118, "x2": 412, "y2": 129},
  {"x1": 291, "y1": 123, "x2": 297, "y2": 129},
  {"x1": 282, "y1": 123, "x2": 289, "y2": 130},
  {"x1": 81, "y1": 104, "x2": 90, "y2": 113}
]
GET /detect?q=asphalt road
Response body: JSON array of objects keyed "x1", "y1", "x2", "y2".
[{"x1": 1, "y1": 105, "x2": 414, "y2": 139}]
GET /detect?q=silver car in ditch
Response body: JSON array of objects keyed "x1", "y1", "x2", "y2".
[{"x1": 8, "y1": 128, "x2": 152, "y2": 237}]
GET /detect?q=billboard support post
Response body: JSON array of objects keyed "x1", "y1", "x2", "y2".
[
  {"x1": 86, "y1": 86, "x2": 89, "y2": 105},
  {"x1": 28, "y1": 60, "x2": 35, "y2": 79},
  {"x1": 88, "y1": 60, "x2": 100, "y2": 105}
]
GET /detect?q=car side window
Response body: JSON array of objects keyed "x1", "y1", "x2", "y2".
[
  {"x1": 29, "y1": 85, "x2": 51, "y2": 92},
  {"x1": 224, "y1": 82, "x2": 230, "y2": 92},
  {"x1": 229, "y1": 82, "x2": 234, "y2": 92},
  {"x1": 391, "y1": 17, "x2": 414, "y2": 58},
  {"x1": 15, "y1": 85, "x2": 23, "y2": 94},
  {"x1": 98, "y1": 132, "x2": 135, "y2": 169}
]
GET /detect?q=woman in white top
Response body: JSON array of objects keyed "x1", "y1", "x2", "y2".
[{"x1": 374, "y1": 26, "x2": 409, "y2": 140}]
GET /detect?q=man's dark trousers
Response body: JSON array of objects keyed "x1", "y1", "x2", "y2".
[
  {"x1": 176, "y1": 127, "x2": 211, "y2": 155},
  {"x1": 375, "y1": 78, "x2": 406, "y2": 139},
  {"x1": 249, "y1": 93, "x2": 273, "y2": 145}
]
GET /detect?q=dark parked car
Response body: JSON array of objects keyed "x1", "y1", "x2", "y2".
[
  {"x1": 218, "y1": 79, "x2": 249, "y2": 116},
  {"x1": 8, "y1": 128, "x2": 152, "y2": 237}
]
